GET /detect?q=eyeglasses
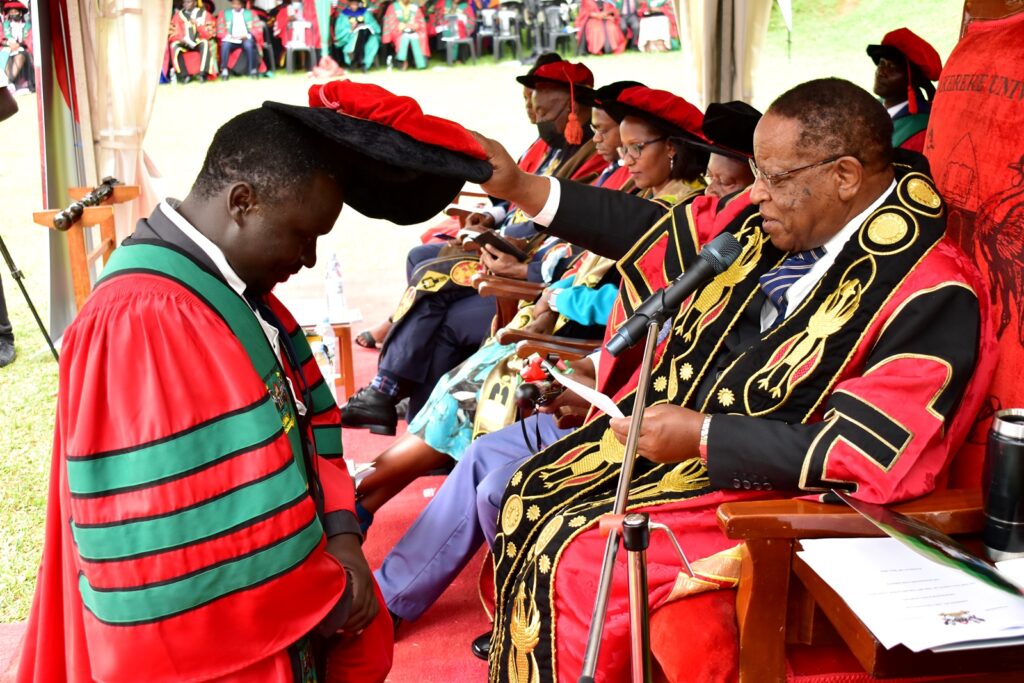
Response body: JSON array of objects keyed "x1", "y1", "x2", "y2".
[
  {"x1": 618, "y1": 137, "x2": 667, "y2": 161},
  {"x1": 748, "y1": 155, "x2": 842, "y2": 189}
]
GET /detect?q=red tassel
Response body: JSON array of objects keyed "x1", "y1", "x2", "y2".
[
  {"x1": 565, "y1": 111, "x2": 583, "y2": 145},
  {"x1": 564, "y1": 78, "x2": 583, "y2": 145},
  {"x1": 906, "y1": 63, "x2": 918, "y2": 114}
]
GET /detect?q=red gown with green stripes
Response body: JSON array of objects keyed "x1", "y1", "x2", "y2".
[{"x1": 17, "y1": 243, "x2": 390, "y2": 682}]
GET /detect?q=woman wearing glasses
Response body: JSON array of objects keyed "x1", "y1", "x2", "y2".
[{"x1": 603, "y1": 86, "x2": 709, "y2": 202}]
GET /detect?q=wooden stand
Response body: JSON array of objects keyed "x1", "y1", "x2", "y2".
[{"x1": 32, "y1": 185, "x2": 140, "y2": 310}]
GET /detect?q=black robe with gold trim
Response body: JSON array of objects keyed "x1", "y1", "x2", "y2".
[{"x1": 488, "y1": 160, "x2": 997, "y2": 682}]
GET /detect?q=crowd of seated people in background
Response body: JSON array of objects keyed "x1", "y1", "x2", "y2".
[{"x1": 163, "y1": 0, "x2": 680, "y2": 81}]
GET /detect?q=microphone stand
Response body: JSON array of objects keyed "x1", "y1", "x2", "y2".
[
  {"x1": 0, "y1": 233, "x2": 59, "y2": 362},
  {"x1": 578, "y1": 314, "x2": 661, "y2": 683}
]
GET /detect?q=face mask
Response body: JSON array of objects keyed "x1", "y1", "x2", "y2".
[{"x1": 537, "y1": 119, "x2": 565, "y2": 148}]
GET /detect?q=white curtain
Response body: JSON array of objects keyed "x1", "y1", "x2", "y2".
[
  {"x1": 78, "y1": 0, "x2": 172, "y2": 240},
  {"x1": 686, "y1": 0, "x2": 773, "y2": 107}
]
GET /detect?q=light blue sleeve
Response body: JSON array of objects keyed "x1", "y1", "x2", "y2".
[
  {"x1": 549, "y1": 276, "x2": 575, "y2": 291},
  {"x1": 553, "y1": 284, "x2": 618, "y2": 326}
]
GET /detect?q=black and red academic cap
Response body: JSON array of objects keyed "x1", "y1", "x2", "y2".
[
  {"x1": 577, "y1": 81, "x2": 645, "y2": 110},
  {"x1": 689, "y1": 101, "x2": 762, "y2": 160},
  {"x1": 521, "y1": 52, "x2": 564, "y2": 81},
  {"x1": 263, "y1": 81, "x2": 492, "y2": 225},
  {"x1": 3, "y1": 1, "x2": 28, "y2": 12},
  {"x1": 516, "y1": 61, "x2": 594, "y2": 145},
  {"x1": 603, "y1": 86, "x2": 709, "y2": 147},
  {"x1": 515, "y1": 60, "x2": 595, "y2": 90},
  {"x1": 867, "y1": 28, "x2": 942, "y2": 81},
  {"x1": 867, "y1": 28, "x2": 942, "y2": 114}
]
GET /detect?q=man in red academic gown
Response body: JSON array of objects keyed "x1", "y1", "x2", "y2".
[
  {"x1": 868, "y1": 27, "x2": 943, "y2": 152},
  {"x1": 16, "y1": 80, "x2": 493, "y2": 683},
  {"x1": 168, "y1": 0, "x2": 217, "y2": 83}
]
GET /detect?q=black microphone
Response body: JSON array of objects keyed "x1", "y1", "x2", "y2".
[{"x1": 605, "y1": 232, "x2": 742, "y2": 357}]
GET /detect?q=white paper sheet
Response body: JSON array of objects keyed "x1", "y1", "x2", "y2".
[
  {"x1": 996, "y1": 557, "x2": 1024, "y2": 590},
  {"x1": 544, "y1": 362, "x2": 624, "y2": 419},
  {"x1": 798, "y1": 537, "x2": 1024, "y2": 652}
]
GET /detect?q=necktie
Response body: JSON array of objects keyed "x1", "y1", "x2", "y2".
[
  {"x1": 758, "y1": 246, "x2": 826, "y2": 324},
  {"x1": 594, "y1": 163, "x2": 618, "y2": 187}
]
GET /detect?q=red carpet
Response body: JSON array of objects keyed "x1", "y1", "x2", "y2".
[{"x1": 344, "y1": 344, "x2": 491, "y2": 683}]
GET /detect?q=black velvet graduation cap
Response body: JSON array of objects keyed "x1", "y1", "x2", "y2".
[
  {"x1": 694, "y1": 101, "x2": 762, "y2": 159},
  {"x1": 576, "y1": 81, "x2": 645, "y2": 110},
  {"x1": 263, "y1": 80, "x2": 493, "y2": 225}
]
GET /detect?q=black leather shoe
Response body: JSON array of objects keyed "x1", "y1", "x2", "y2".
[
  {"x1": 0, "y1": 337, "x2": 14, "y2": 368},
  {"x1": 471, "y1": 632, "x2": 491, "y2": 661},
  {"x1": 341, "y1": 386, "x2": 398, "y2": 435}
]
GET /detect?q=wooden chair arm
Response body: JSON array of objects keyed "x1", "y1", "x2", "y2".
[
  {"x1": 717, "y1": 488, "x2": 984, "y2": 541},
  {"x1": 478, "y1": 281, "x2": 545, "y2": 301},
  {"x1": 473, "y1": 273, "x2": 545, "y2": 299},
  {"x1": 720, "y1": 488, "x2": 984, "y2": 682},
  {"x1": 495, "y1": 328, "x2": 601, "y2": 352},
  {"x1": 514, "y1": 339, "x2": 592, "y2": 361}
]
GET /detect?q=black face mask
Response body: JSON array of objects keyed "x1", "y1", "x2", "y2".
[{"x1": 537, "y1": 119, "x2": 566, "y2": 148}]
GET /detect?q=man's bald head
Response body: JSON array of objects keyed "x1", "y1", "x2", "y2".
[{"x1": 767, "y1": 78, "x2": 893, "y2": 172}]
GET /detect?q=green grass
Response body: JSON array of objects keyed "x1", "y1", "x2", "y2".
[
  {"x1": 0, "y1": 0, "x2": 967, "y2": 621},
  {"x1": 756, "y1": 0, "x2": 964, "y2": 110}
]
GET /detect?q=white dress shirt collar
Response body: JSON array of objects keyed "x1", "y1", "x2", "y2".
[
  {"x1": 887, "y1": 101, "x2": 908, "y2": 118},
  {"x1": 763, "y1": 178, "x2": 897, "y2": 330},
  {"x1": 160, "y1": 200, "x2": 248, "y2": 298}
]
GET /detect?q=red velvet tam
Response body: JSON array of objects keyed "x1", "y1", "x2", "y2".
[
  {"x1": 515, "y1": 61, "x2": 595, "y2": 90},
  {"x1": 263, "y1": 80, "x2": 493, "y2": 225},
  {"x1": 3, "y1": 1, "x2": 28, "y2": 11},
  {"x1": 604, "y1": 86, "x2": 709, "y2": 146},
  {"x1": 867, "y1": 27, "x2": 943, "y2": 81}
]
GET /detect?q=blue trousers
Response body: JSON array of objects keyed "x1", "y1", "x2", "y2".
[
  {"x1": 375, "y1": 413, "x2": 571, "y2": 621},
  {"x1": 383, "y1": 241, "x2": 493, "y2": 418},
  {"x1": 220, "y1": 37, "x2": 257, "y2": 73}
]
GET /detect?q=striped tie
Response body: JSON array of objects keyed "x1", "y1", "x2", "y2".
[{"x1": 758, "y1": 246, "x2": 827, "y2": 324}]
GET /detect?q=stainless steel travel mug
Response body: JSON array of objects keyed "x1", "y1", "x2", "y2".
[{"x1": 983, "y1": 408, "x2": 1024, "y2": 561}]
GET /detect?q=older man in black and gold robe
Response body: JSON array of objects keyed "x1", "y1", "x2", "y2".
[{"x1": 472, "y1": 78, "x2": 996, "y2": 682}]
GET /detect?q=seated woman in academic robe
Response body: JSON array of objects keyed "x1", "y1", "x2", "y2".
[
  {"x1": 1, "y1": 1, "x2": 34, "y2": 94},
  {"x1": 636, "y1": 0, "x2": 679, "y2": 52},
  {"x1": 351, "y1": 84, "x2": 710, "y2": 532},
  {"x1": 575, "y1": 0, "x2": 626, "y2": 55},
  {"x1": 383, "y1": 0, "x2": 431, "y2": 70},
  {"x1": 334, "y1": 0, "x2": 382, "y2": 72},
  {"x1": 428, "y1": 0, "x2": 475, "y2": 45}
]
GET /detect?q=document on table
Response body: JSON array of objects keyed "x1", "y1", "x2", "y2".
[
  {"x1": 798, "y1": 537, "x2": 1024, "y2": 652},
  {"x1": 544, "y1": 362, "x2": 624, "y2": 419}
]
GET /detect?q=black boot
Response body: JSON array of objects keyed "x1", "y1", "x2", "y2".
[
  {"x1": 471, "y1": 632, "x2": 491, "y2": 661},
  {"x1": 0, "y1": 337, "x2": 14, "y2": 368},
  {"x1": 341, "y1": 386, "x2": 398, "y2": 435}
]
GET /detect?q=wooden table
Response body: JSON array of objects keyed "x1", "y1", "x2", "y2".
[{"x1": 281, "y1": 297, "x2": 361, "y2": 403}]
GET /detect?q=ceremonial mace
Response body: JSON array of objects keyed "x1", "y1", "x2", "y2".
[
  {"x1": 52, "y1": 176, "x2": 120, "y2": 231},
  {"x1": 577, "y1": 232, "x2": 741, "y2": 683}
]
